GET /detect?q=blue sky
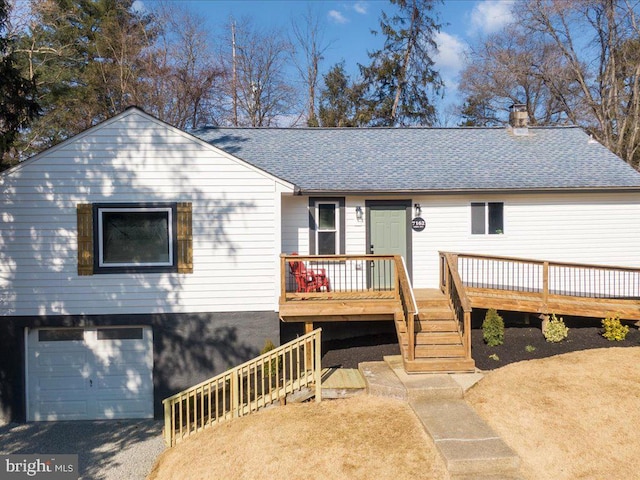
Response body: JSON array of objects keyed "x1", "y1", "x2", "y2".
[{"x1": 164, "y1": 0, "x2": 517, "y2": 121}]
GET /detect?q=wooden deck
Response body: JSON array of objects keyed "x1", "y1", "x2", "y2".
[
  {"x1": 279, "y1": 253, "x2": 640, "y2": 374},
  {"x1": 467, "y1": 288, "x2": 640, "y2": 320}
]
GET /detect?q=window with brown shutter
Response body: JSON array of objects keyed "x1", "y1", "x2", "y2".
[
  {"x1": 177, "y1": 202, "x2": 193, "y2": 273},
  {"x1": 77, "y1": 204, "x2": 94, "y2": 275},
  {"x1": 77, "y1": 202, "x2": 193, "y2": 274}
]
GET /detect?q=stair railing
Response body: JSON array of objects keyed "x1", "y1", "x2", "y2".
[
  {"x1": 395, "y1": 255, "x2": 419, "y2": 360},
  {"x1": 439, "y1": 252, "x2": 472, "y2": 360},
  {"x1": 162, "y1": 328, "x2": 322, "y2": 447}
]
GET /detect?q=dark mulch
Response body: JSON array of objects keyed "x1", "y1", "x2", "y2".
[
  {"x1": 317, "y1": 314, "x2": 640, "y2": 371},
  {"x1": 473, "y1": 315, "x2": 640, "y2": 370}
]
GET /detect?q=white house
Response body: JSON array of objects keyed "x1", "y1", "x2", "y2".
[{"x1": 2, "y1": 106, "x2": 640, "y2": 423}]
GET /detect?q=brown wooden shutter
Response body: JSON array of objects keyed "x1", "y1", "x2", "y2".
[
  {"x1": 177, "y1": 202, "x2": 193, "y2": 273},
  {"x1": 77, "y1": 204, "x2": 94, "y2": 276}
]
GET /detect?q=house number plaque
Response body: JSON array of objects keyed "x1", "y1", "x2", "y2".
[{"x1": 412, "y1": 217, "x2": 426, "y2": 232}]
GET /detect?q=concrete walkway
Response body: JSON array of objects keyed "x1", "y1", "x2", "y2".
[{"x1": 359, "y1": 356, "x2": 522, "y2": 480}]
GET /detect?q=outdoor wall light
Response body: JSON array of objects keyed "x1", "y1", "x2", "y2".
[
  {"x1": 355, "y1": 206, "x2": 364, "y2": 221},
  {"x1": 414, "y1": 203, "x2": 422, "y2": 216}
]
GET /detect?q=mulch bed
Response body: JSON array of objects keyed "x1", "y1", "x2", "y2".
[{"x1": 319, "y1": 314, "x2": 640, "y2": 371}]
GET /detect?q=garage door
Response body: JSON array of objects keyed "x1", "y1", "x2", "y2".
[{"x1": 26, "y1": 327, "x2": 153, "y2": 421}]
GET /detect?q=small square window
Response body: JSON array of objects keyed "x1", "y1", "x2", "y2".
[
  {"x1": 471, "y1": 202, "x2": 504, "y2": 235},
  {"x1": 94, "y1": 204, "x2": 177, "y2": 273}
]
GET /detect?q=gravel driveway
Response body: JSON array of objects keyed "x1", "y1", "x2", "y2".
[{"x1": 0, "y1": 420, "x2": 165, "y2": 479}]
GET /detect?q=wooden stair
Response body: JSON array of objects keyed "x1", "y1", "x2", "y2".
[{"x1": 395, "y1": 291, "x2": 475, "y2": 373}]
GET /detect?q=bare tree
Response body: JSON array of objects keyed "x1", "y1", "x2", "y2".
[
  {"x1": 219, "y1": 19, "x2": 296, "y2": 127},
  {"x1": 458, "y1": 24, "x2": 576, "y2": 126},
  {"x1": 289, "y1": 7, "x2": 332, "y2": 126},
  {"x1": 460, "y1": 0, "x2": 640, "y2": 168},
  {"x1": 144, "y1": 4, "x2": 224, "y2": 129},
  {"x1": 519, "y1": 0, "x2": 640, "y2": 167}
]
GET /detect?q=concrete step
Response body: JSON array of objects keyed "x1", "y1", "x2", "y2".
[
  {"x1": 358, "y1": 358, "x2": 520, "y2": 480},
  {"x1": 358, "y1": 361, "x2": 409, "y2": 401},
  {"x1": 410, "y1": 399, "x2": 521, "y2": 479}
]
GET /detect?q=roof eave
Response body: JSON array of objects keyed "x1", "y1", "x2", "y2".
[{"x1": 295, "y1": 186, "x2": 640, "y2": 196}]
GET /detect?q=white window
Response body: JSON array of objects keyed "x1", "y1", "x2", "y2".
[
  {"x1": 97, "y1": 206, "x2": 174, "y2": 268},
  {"x1": 315, "y1": 201, "x2": 340, "y2": 255},
  {"x1": 471, "y1": 202, "x2": 504, "y2": 235}
]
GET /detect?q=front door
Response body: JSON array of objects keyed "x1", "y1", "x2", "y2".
[{"x1": 367, "y1": 201, "x2": 411, "y2": 289}]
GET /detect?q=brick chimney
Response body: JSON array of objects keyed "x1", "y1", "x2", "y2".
[{"x1": 509, "y1": 103, "x2": 529, "y2": 136}]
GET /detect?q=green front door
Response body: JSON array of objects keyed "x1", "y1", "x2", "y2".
[{"x1": 368, "y1": 202, "x2": 410, "y2": 290}]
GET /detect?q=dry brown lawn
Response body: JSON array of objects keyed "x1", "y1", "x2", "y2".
[
  {"x1": 148, "y1": 395, "x2": 449, "y2": 480},
  {"x1": 467, "y1": 347, "x2": 640, "y2": 480},
  {"x1": 149, "y1": 347, "x2": 640, "y2": 480}
]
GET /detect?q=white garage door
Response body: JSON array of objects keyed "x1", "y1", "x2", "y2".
[{"x1": 26, "y1": 326, "x2": 153, "y2": 421}]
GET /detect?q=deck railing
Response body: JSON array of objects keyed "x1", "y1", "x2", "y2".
[
  {"x1": 395, "y1": 256, "x2": 419, "y2": 360},
  {"x1": 280, "y1": 254, "x2": 418, "y2": 359},
  {"x1": 452, "y1": 252, "x2": 640, "y2": 300},
  {"x1": 280, "y1": 254, "x2": 402, "y2": 301},
  {"x1": 439, "y1": 253, "x2": 472, "y2": 360},
  {"x1": 162, "y1": 328, "x2": 322, "y2": 447}
]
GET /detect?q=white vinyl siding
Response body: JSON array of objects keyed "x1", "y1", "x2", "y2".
[
  {"x1": 411, "y1": 193, "x2": 640, "y2": 288},
  {"x1": 281, "y1": 196, "x2": 309, "y2": 254},
  {"x1": 281, "y1": 193, "x2": 640, "y2": 290},
  {"x1": 0, "y1": 110, "x2": 293, "y2": 316}
]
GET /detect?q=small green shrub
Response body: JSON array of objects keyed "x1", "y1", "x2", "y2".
[
  {"x1": 482, "y1": 308, "x2": 504, "y2": 346},
  {"x1": 260, "y1": 339, "x2": 278, "y2": 376},
  {"x1": 525, "y1": 345, "x2": 536, "y2": 352},
  {"x1": 489, "y1": 353, "x2": 500, "y2": 361},
  {"x1": 601, "y1": 314, "x2": 629, "y2": 341},
  {"x1": 543, "y1": 314, "x2": 569, "y2": 343}
]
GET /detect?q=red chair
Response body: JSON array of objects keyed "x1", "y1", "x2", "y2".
[{"x1": 288, "y1": 254, "x2": 331, "y2": 293}]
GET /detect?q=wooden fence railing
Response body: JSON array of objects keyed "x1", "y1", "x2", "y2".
[
  {"x1": 453, "y1": 252, "x2": 640, "y2": 300},
  {"x1": 162, "y1": 328, "x2": 322, "y2": 447},
  {"x1": 396, "y1": 255, "x2": 419, "y2": 361},
  {"x1": 279, "y1": 254, "x2": 418, "y2": 359},
  {"x1": 439, "y1": 253, "x2": 472, "y2": 360},
  {"x1": 280, "y1": 254, "x2": 402, "y2": 301}
]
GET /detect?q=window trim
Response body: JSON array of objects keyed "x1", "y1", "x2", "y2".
[
  {"x1": 309, "y1": 197, "x2": 345, "y2": 255},
  {"x1": 471, "y1": 201, "x2": 504, "y2": 235},
  {"x1": 93, "y1": 202, "x2": 178, "y2": 274},
  {"x1": 315, "y1": 201, "x2": 339, "y2": 255}
]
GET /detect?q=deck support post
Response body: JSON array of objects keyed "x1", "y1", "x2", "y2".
[{"x1": 542, "y1": 261, "x2": 549, "y2": 305}]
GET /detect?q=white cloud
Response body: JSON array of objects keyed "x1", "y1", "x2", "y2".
[
  {"x1": 469, "y1": 0, "x2": 515, "y2": 35},
  {"x1": 433, "y1": 31, "x2": 469, "y2": 83},
  {"x1": 353, "y1": 2, "x2": 368, "y2": 15},
  {"x1": 328, "y1": 10, "x2": 349, "y2": 24}
]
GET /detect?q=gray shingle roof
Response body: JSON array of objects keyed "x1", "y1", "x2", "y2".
[{"x1": 193, "y1": 126, "x2": 640, "y2": 193}]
